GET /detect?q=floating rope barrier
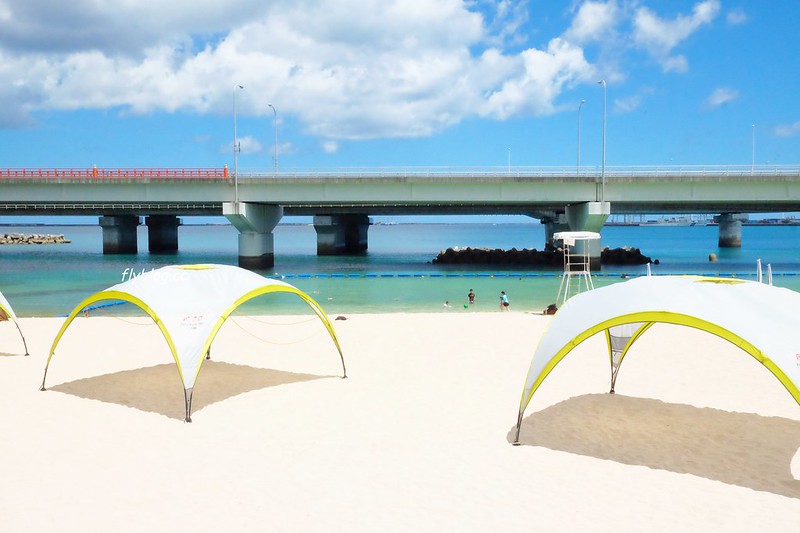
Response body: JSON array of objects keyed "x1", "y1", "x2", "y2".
[
  {"x1": 57, "y1": 300, "x2": 134, "y2": 319},
  {"x1": 267, "y1": 271, "x2": 786, "y2": 280}
]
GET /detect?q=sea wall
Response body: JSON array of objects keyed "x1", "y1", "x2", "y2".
[
  {"x1": 432, "y1": 246, "x2": 654, "y2": 266},
  {"x1": 0, "y1": 233, "x2": 71, "y2": 245}
]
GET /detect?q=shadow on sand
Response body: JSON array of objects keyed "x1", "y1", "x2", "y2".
[
  {"x1": 510, "y1": 393, "x2": 800, "y2": 499},
  {"x1": 50, "y1": 360, "x2": 325, "y2": 421}
]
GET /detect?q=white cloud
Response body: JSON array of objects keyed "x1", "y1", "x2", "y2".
[
  {"x1": 706, "y1": 87, "x2": 739, "y2": 107},
  {"x1": 633, "y1": 0, "x2": 720, "y2": 72},
  {"x1": 483, "y1": 0, "x2": 530, "y2": 47},
  {"x1": 775, "y1": 121, "x2": 800, "y2": 138},
  {"x1": 613, "y1": 86, "x2": 655, "y2": 114},
  {"x1": 726, "y1": 8, "x2": 748, "y2": 26},
  {"x1": 483, "y1": 38, "x2": 595, "y2": 119},
  {"x1": 224, "y1": 135, "x2": 262, "y2": 155},
  {"x1": 564, "y1": 0, "x2": 618, "y2": 44},
  {"x1": 322, "y1": 141, "x2": 339, "y2": 154},
  {"x1": 662, "y1": 55, "x2": 688, "y2": 73},
  {"x1": 0, "y1": 1, "x2": 720, "y2": 141}
]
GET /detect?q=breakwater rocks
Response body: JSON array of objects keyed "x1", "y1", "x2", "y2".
[
  {"x1": 432, "y1": 246, "x2": 655, "y2": 266},
  {"x1": 0, "y1": 233, "x2": 71, "y2": 245}
]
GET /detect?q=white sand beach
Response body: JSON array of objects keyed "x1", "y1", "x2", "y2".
[{"x1": 1, "y1": 312, "x2": 800, "y2": 531}]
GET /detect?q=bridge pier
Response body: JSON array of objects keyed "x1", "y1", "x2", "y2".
[
  {"x1": 313, "y1": 215, "x2": 371, "y2": 255},
  {"x1": 146, "y1": 215, "x2": 181, "y2": 253},
  {"x1": 541, "y1": 213, "x2": 570, "y2": 249},
  {"x1": 565, "y1": 201, "x2": 611, "y2": 269},
  {"x1": 223, "y1": 202, "x2": 283, "y2": 269},
  {"x1": 716, "y1": 213, "x2": 748, "y2": 248},
  {"x1": 99, "y1": 215, "x2": 140, "y2": 254}
]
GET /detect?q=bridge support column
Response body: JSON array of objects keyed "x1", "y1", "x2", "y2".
[
  {"x1": 313, "y1": 215, "x2": 371, "y2": 255},
  {"x1": 540, "y1": 213, "x2": 570, "y2": 250},
  {"x1": 565, "y1": 201, "x2": 611, "y2": 270},
  {"x1": 716, "y1": 213, "x2": 748, "y2": 248},
  {"x1": 99, "y1": 215, "x2": 140, "y2": 254},
  {"x1": 223, "y1": 202, "x2": 284, "y2": 269},
  {"x1": 146, "y1": 215, "x2": 181, "y2": 253}
]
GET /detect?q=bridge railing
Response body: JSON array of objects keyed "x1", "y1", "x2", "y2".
[
  {"x1": 236, "y1": 164, "x2": 800, "y2": 178},
  {"x1": 0, "y1": 168, "x2": 229, "y2": 180},
  {"x1": 2, "y1": 165, "x2": 800, "y2": 180}
]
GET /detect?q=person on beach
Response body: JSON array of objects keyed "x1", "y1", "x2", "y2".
[
  {"x1": 468, "y1": 289, "x2": 476, "y2": 305},
  {"x1": 500, "y1": 291, "x2": 509, "y2": 311}
]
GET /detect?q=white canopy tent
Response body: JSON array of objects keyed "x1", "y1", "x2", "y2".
[
  {"x1": 0, "y1": 289, "x2": 28, "y2": 356},
  {"x1": 514, "y1": 275, "x2": 800, "y2": 443},
  {"x1": 41, "y1": 264, "x2": 346, "y2": 422}
]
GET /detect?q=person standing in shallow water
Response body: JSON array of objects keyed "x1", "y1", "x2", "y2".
[
  {"x1": 500, "y1": 291, "x2": 509, "y2": 311},
  {"x1": 468, "y1": 288, "x2": 476, "y2": 306}
]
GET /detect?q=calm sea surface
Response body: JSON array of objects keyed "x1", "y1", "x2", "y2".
[{"x1": 2, "y1": 222, "x2": 800, "y2": 316}]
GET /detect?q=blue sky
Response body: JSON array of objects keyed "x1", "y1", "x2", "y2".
[{"x1": 0, "y1": 0, "x2": 797, "y2": 174}]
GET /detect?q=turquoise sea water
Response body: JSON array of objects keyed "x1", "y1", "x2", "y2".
[{"x1": 2, "y1": 222, "x2": 800, "y2": 316}]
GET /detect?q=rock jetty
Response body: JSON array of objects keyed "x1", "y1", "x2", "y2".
[
  {"x1": 0, "y1": 233, "x2": 71, "y2": 245},
  {"x1": 432, "y1": 246, "x2": 655, "y2": 266}
]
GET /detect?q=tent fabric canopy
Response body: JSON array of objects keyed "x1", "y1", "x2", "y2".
[
  {"x1": 515, "y1": 275, "x2": 800, "y2": 442},
  {"x1": 42, "y1": 264, "x2": 346, "y2": 422},
  {"x1": 0, "y1": 289, "x2": 29, "y2": 355}
]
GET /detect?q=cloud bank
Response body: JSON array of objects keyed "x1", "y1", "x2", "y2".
[{"x1": 0, "y1": 0, "x2": 723, "y2": 140}]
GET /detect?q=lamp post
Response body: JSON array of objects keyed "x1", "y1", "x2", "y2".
[
  {"x1": 577, "y1": 99, "x2": 585, "y2": 176},
  {"x1": 751, "y1": 124, "x2": 755, "y2": 173},
  {"x1": 233, "y1": 84, "x2": 244, "y2": 201},
  {"x1": 268, "y1": 104, "x2": 278, "y2": 176},
  {"x1": 507, "y1": 147, "x2": 511, "y2": 174},
  {"x1": 597, "y1": 80, "x2": 606, "y2": 201}
]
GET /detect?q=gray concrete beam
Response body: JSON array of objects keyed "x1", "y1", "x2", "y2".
[
  {"x1": 222, "y1": 202, "x2": 283, "y2": 269},
  {"x1": 565, "y1": 201, "x2": 611, "y2": 270},
  {"x1": 716, "y1": 212, "x2": 748, "y2": 248},
  {"x1": 99, "y1": 215, "x2": 140, "y2": 254},
  {"x1": 313, "y1": 214, "x2": 371, "y2": 255},
  {"x1": 146, "y1": 215, "x2": 181, "y2": 253}
]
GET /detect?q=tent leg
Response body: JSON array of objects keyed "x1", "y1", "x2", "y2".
[
  {"x1": 610, "y1": 364, "x2": 621, "y2": 394},
  {"x1": 184, "y1": 388, "x2": 194, "y2": 423},
  {"x1": 15, "y1": 322, "x2": 29, "y2": 356},
  {"x1": 512, "y1": 411, "x2": 524, "y2": 446},
  {"x1": 205, "y1": 348, "x2": 211, "y2": 360},
  {"x1": 40, "y1": 363, "x2": 50, "y2": 391}
]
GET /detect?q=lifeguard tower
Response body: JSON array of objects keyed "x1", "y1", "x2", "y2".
[{"x1": 554, "y1": 231, "x2": 601, "y2": 306}]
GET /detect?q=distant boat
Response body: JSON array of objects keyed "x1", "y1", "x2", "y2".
[{"x1": 644, "y1": 216, "x2": 696, "y2": 226}]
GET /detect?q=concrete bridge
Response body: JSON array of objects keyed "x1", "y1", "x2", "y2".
[{"x1": 2, "y1": 165, "x2": 800, "y2": 268}]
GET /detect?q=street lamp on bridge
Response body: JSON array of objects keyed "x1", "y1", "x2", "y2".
[
  {"x1": 233, "y1": 84, "x2": 244, "y2": 201},
  {"x1": 597, "y1": 80, "x2": 606, "y2": 202},
  {"x1": 577, "y1": 99, "x2": 585, "y2": 176},
  {"x1": 268, "y1": 104, "x2": 278, "y2": 177}
]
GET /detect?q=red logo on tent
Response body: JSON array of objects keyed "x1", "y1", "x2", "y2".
[{"x1": 181, "y1": 315, "x2": 205, "y2": 329}]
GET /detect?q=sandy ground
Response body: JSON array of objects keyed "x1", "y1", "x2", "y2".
[{"x1": 1, "y1": 312, "x2": 799, "y2": 532}]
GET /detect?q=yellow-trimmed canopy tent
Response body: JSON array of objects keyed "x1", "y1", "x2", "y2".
[
  {"x1": 41, "y1": 264, "x2": 346, "y2": 422},
  {"x1": 514, "y1": 275, "x2": 800, "y2": 444},
  {"x1": 0, "y1": 289, "x2": 28, "y2": 356}
]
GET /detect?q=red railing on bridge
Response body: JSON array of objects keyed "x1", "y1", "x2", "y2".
[{"x1": 0, "y1": 167, "x2": 229, "y2": 180}]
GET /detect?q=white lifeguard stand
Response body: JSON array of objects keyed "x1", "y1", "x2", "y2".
[{"x1": 554, "y1": 231, "x2": 601, "y2": 306}]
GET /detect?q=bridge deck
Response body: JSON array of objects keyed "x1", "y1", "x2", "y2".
[{"x1": 3, "y1": 166, "x2": 800, "y2": 217}]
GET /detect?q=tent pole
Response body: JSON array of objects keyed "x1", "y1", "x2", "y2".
[
  {"x1": 39, "y1": 365, "x2": 49, "y2": 391},
  {"x1": 184, "y1": 388, "x2": 194, "y2": 423},
  {"x1": 512, "y1": 411, "x2": 523, "y2": 445},
  {"x1": 610, "y1": 364, "x2": 621, "y2": 394},
  {"x1": 14, "y1": 321, "x2": 29, "y2": 356}
]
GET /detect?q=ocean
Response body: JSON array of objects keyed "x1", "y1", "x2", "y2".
[{"x1": 2, "y1": 222, "x2": 800, "y2": 317}]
